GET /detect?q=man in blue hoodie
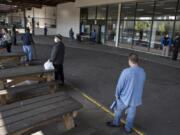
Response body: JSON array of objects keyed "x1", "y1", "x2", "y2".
[
  {"x1": 107, "y1": 53, "x2": 146, "y2": 133},
  {"x1": 22, "y1": 28, "x2": 34, "y2": 63},
  {"x1": 161, "y1": 33, "x2": 172, "y2": 57}
]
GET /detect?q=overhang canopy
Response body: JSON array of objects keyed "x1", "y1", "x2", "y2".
[{"x1": 0, "y1": 0, "x2": 75, "y2": 11}]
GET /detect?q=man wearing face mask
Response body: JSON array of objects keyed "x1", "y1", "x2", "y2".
[
  {"x1": 50, "y1": 34, "x2": 65, "y2": 86},
  {"x1": 161, "y1": 33, "x2": 172, "y2": 57}
]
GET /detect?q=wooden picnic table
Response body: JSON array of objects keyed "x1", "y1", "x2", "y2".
[
  {"x1": 0, "y1": 47, "x2": 6, "y2": 52},
  {"x1": 0, "y1": 65, "x2": 54, "y2": 90},
  {"x1": 81, "y1": 35, "x2": 90, "y2": 41},
  {"x1": 0, "y1": 92, "x2": 82, "y2": 135},
  {"x1": 0, "y1": 52, "x2": 26, "y2": 68}
]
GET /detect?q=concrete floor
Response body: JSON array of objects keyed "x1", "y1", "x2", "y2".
[
  {"x1": 11, "y1": 36, "x2": 180, "y2": 135},
  {"x1": 22, "y1": 85, "x2": 135, "y2": 135}
]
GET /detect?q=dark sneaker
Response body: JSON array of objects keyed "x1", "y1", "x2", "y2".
[
  {"x1": 123, "y1": 127, "x2": 133, "y2": 134},
  {"x1": 106, "y1": 121, "x2": 120, "y2": 127}
]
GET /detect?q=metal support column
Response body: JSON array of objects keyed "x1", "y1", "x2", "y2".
[
  {"x1": 115, "y1": 4, "x2": 121, "y2": 47},
  {"x1": 23, "y1": 8, "x2": 27, "y2": 29},
  {"x1": 32, "y1": 8, "x2": 35, "y2": 35}
]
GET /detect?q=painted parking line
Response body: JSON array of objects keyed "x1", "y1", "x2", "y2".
[{"x1": 70, "y1": 85, "x2": 144, "y2": 135}]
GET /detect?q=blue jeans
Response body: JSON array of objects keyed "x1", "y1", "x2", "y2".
[
  {"x1": 113, "y1": 99, "x2": 136, "y2": 132},
  {"x1": 23, "y1": 45, "x2": 32, "y2": 62}
]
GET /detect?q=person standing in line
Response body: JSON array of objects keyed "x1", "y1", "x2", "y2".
[
  {"x1": 69, "y1": 28, "x2": 74, "y2": 40},
  {"x1": 44, "y1": 23, "x2": 48, "y2": 36},
  {"x1": 50, "y1": 34, "x2": 65, "y2": 86},
  {"x1": 2, "y1": 28, "x2": 12, "y2": 53},
  {"x1": 12, "y1": 24, "x2": 17, "y2": 46},
  {"x1": 161, "y1": 33, "x2": 172, "y2": 57},
  {"x1": 90, "y1": 29, "x2": 96, "y2": 42},
  {"x1": 172, "y1": 33, "x2": 180, "y2": 61},
  {"x1": 107, "y1": 53, "x2": 146, "y2": 134},
  {"x1": 0, "y1": 28, "x2": 3, "y2": 39},
  {"x1": 21, "y1": 28, "x2": 34, "y2": 64}
]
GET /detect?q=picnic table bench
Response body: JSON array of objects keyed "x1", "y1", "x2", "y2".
[
  {"x1": 80, "y1": 35, "x2": 90, "y2": 41},
  {"x1": 0, "y1": 52, "x2": 25, "y2": 68},
  {"x1": 0, "y1": 81, "x2": 58, "y2": 104},
  {"x1": 0, "y1": 47, "x2": 6, "y2": 52},
  {"x1": 0, "y1": 92, "x2": 82, "y2": 135},
  {"x1": 0, "y1": 65, "x2": 54, "y2": 90}
]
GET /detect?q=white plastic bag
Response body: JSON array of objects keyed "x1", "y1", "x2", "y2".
[{"x1": 44, "y1": 60, "x2": 54, "y2": 70}]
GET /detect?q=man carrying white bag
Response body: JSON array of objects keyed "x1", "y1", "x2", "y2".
[
  {"x1": 47, "y1": 34, "x2": 65, "y2": 86},
  {"x1": 44, "y1": 60, "x2": 54, "y2": 70}
]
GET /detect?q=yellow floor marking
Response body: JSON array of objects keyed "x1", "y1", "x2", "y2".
[{"x1": 71, "y1": 86, "x2": 144, "y2": 135}]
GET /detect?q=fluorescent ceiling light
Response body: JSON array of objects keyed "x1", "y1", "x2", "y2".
[
  {"x1": 149, "y1": 5, "x2": 154, "y2": 7},
  {"x1": 137, "y1": 9, "x2": 144, "y2": 11},
  {"x1": 164, "y1": 7, "x2": 175, "y2": 10},
  {"x1": 156, "y1": 4, "x2": 163, "y2": 7},
  {"x1": 169, "y1": 16, "x2": 175, "y2": 19},
  {"x1": 123, "y1": 7, "x2": 131, "y2": 9},
  {"x1": 155, "y1": 12, "x2": 162, "y2": 15}
]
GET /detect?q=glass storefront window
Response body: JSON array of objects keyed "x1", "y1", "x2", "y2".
[
  {"x1": 174, "y1": 21, "x2": 180, "y2": 34},
  {"x1": 136, "y1": 2, "x2": 154, "y2": 20},
  {"x1": 106, "y1": 21, "x2": 117, "y2": 42},
  {"x1": 121, "y1": 2, "x2": 136, "y2": 20},
  {"x1": 150, "y1": 21, "x2": 174, "y2": 52},
  {"x1": 80, "y1": 20, "x2": 94, "y2": 35},
  {"x1": 12, "y1": 16, "x2": 24, "y2": 28},
  {"x1": 0, "y1": 15, "x2": 6, "y2": 26},
  {"x1": 119, "y1": 0, "x2": 179, "y2": 53},
  {"x1": 174, "y1": 21, "x2": 180, "y2": 57},
  {"x1": 108, "y1": 5, "x2": 118, "y2": 20},
  {"x1": 97, "y1": 6, "x2": 107, "y2": 20},
  {"x1": 176, "y1": 0, "x2": 180, "y2": 20},
  {"x1": 80, "y1": 8, "x2": 88, "y2": 19},
  {"x1": 132, "y1": 2, "x2": 154, "y2": 51},
  {"x1": 80, "y1": 20, "x2": 91, "y2": 35},
  {"x1": 88, "y1": 7, "x2": 96, "y2": 20},
  {"x1": 154, "y1": 0, "x2": 178, "y2": 20},
  {"x1": 133, "y1": 21, "x2": 152, "y2": 50},
  {"x1": 119, "y1": 21, "x2": 135, "y2": 46}
]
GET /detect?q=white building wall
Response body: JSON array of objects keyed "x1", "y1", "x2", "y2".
[
  {"x1": 25, "y1": 7, "x2": 57, "y2": 35},
  {"x1": 34, "y1": 7, "x2": 45, "y2": 18},
  {"x1": 56, "y1": 3, "x2": 80, "y2": 38},
  {"x1": 45, "y1": 6, "x2": 56, "y2": 19}
]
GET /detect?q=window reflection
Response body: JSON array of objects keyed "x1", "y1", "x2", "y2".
[
  {"x1": 136, "y1": 2, "x2": 154, "y2": 20},
  {"x1": 119, "y1": 0, "x2": 179, "y2": 53},
  {"x1": 121, "y1": 3, "x2": 136, "y2": 20},
  {"x1": 119, "y1": 21, "x2": 134, "y2": 45},
  {"x1": 154, "y1": 0, "x2": 178, "y2": 20},
  {"x1": 88, "y1": 7, "x2": 96, "y2": 20},
  {"x1": 106, "y1": 21, "x2": 117, "y2": 42},
  {"x1": 108, "y1": 5, "x2": 118, "y2": 20},
  {"x1": 80, "y1": 8, "x2": 88, "y2": 20},
  {"x1": 97, "y1": 6, "x2": 107, "y2": 20}
]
